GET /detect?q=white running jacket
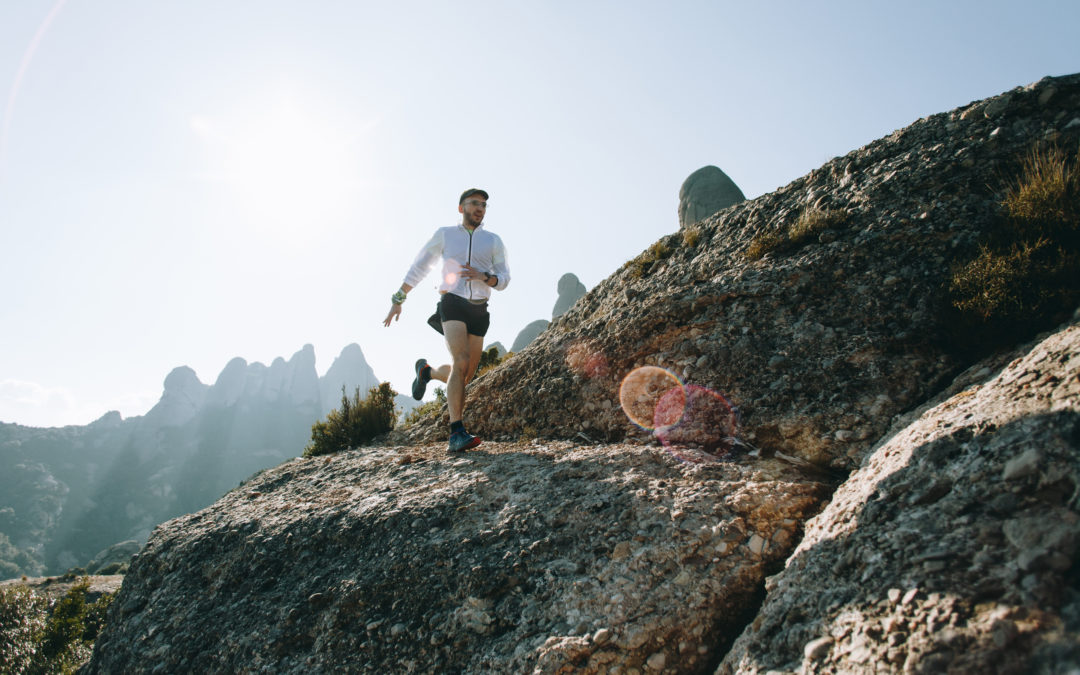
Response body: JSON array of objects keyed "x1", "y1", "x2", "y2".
[{"x1": 403, "y1": 223, "x2": 511, "y2": 302}]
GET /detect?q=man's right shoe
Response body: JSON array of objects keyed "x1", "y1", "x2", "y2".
[
  {"x1": 448, "y1": 430, "x2": 481, "y2": 453},
  {"x1": 412, "y1": 358, "x2": 431, "y2": 400}
]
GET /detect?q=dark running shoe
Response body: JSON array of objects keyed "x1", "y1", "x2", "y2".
[
  {"x1": 448, "y1": 430, "x2": 481, "y2": 453},
  {"x1": 412, "y1": 358, "x2": 431, "y2": 400}
]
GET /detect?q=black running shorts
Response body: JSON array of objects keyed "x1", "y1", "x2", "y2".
[{"x1": 428, "y1": 292, "x2": 490, "y2": 337}]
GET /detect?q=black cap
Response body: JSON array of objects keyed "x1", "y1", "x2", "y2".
[{"x1": 459, "y1": 188, "x2": 489, "y2": 204}]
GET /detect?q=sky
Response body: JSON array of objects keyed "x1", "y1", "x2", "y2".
[{"x1": 1, "y1": 1, "x2": 1077, "y2": 428}]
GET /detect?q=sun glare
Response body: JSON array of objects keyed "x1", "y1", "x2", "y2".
[{"x1": 191, "y1": 90, "x2": 373, "y2": 235}]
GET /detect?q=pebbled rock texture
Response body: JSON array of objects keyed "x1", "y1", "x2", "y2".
[
  {"x1": 719, "y1": 317, "x2": 1080, "y2": 674},
  {"x1": 86, "y1": 444, "x2": 831, "y2": 674}
]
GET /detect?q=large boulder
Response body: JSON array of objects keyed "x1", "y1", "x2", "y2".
[
  {"x1": 678, "y1": 165, "x2": 746, "y2": 229},
  {"x1": 719, "y1": 316, "x2": 1080, "y2": 673},
  {"x1": 87, "y1": 444, "x2": 831, "y2": 673}
]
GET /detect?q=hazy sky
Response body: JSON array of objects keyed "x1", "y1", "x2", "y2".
[{"x1": 1, "y1": 1, "x2": 1077, "y2": 428}]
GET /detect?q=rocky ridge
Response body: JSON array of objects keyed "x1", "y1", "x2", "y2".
[
  {"x1": 86, "y1": 74, "x2": 1080, "y2": 673},
  {"x1": 401, "y1": 74, "x2": 1080, "y2": 473}
]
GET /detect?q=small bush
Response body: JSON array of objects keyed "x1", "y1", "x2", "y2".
[
  {"x1": 626, "y1": 240, "x2": 674, "y2": 279},
  {"x1": 39, "y1": 580, "x2": 92, "y2": 669},
  {"x1": 789, "y1": 207, "x2": 847, "y2": 245},
  {"x1": 950, "y1": 143, "x2": 1079, "y2": 329},
  {"x1": 0, "y1": 585, "x2": 48, "y2": 674},
  {"x1": 0, "y1": 579, "x2": 114, "y2": 675},
  {"x1": 745, "y1": 232, "x2": 784, "y2": 260},
  {"x1": 745, "y1": 207, "x2": 847, "y2": 261},
  {"x1": 402, "y1": 386, "x2": 447, "y2": 427},
  {"x1": 682, "y1": 226, "x2": 702, "y2": 248},
  {"x1": 1003, "y1": 145, "x2": 1080, "y2": 241},
  {"x1": 475, "y1": 347, "x2": 513, "y2": 379},
  {"x1": 304, "y1": 383, "x2": 398, "y2": 457}
]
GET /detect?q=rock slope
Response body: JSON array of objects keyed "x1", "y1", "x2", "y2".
[
  {"x1": 403, "y1": 74, "x2": 1080, "y2": 474},
  {"x1": 87, "y1": 443, "x2": 832, "y2": 673}
]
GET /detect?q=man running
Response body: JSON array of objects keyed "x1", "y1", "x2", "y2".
[{"x1": 383, "y1": 188, "x2": 511, "y2": 452}]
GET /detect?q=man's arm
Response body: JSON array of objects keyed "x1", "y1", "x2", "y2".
[
  {"x1": 488, "y1": 234, "x2": 510, "y2": 290},
  {"x1": 383, "y1": 282, "x2": 414, "y2": 326}
]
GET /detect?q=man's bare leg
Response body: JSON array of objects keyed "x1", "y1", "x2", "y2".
[
  {"x1": 441, "y1": 321, "x2": 471, "y2": 423},
  {"x1": 439, "y1": 322, "x2": 486, "y2": 423},
  {"x1": 429, "y1": 339, "x2": 483, "y2": 384}
]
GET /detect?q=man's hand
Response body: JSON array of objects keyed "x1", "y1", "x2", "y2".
[
  {"x1": 383, "y1": 303, "x2": 402, "y2": 326},
  {"x1": 460, "y1": 263, "x2": 487, "y2": 283}
]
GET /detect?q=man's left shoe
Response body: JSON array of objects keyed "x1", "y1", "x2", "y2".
[
  {"x1": 448, "y1": 430, "x2": 482, "y2": 453},
  {"x1": 412, "y1": 358, "x2": 431, "y2": 400}
]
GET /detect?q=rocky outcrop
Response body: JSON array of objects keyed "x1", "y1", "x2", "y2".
[
  {"x1": 678, "y1": 166, "x2": 746, "y2": 229},
  {"x1": 403, "y1": 74, "x2": 1080, "y2": 474},
  {"x1": 88, "y1": 441, "x2": 833, "y2": 674},
  {"x1": 719, "y1": 317, "x2": 1080, "y2": 674},
  {"x1": 553, "y1": 272, "x2": 588, "y2": 319},
  {"x1": 511, "y1": 319, "x2": 551, "y2": 353}
]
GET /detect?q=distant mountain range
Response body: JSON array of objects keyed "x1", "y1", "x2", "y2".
[{"x1": 0, "y1": 343, "x2": 407, "y2": 578}]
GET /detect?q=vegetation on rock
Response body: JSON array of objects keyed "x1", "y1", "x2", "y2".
[
  {"x1": 625, "y1": 238, "x2": 675, "y2": 278},
  {"x1": 745, "y1": 207, "x2": 849, "y2": 260},
  {"x1": 950, "y1": 143, "x2": 1079, "y2": 337},
  {"x1": 0, "y1": 579, "x2": 114, "y2": 674},
  {"x1": 401, "y1": 386, "x2": 447, "y2": 427},
  {"x1": 304, "y1": 383, "x2": 397, "y2": 457}
]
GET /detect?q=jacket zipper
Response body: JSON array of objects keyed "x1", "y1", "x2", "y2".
[{"x1": 466, "y1": 227, "x2": 474, "y2": 300}]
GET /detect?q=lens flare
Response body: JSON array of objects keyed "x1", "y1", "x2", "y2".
[
  {"x1": 656, "y1": 385, "x2": 739, "y2": 463},
  {"x1": 619, "y1": 366, "x2": 685, "y2": 430},
  {"x1": 565, "y1": 340, "x2": 609, "y2": 379}
]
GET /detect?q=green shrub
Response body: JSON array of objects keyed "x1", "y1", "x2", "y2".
[
  {"x1": 304, "y1": 383, "x2": 398, "y2": 457},
  {"x1": 475, "y1": 347, "x2": 512, "y2": 379},
  {"x1": 403, "y1": 387, "x2": 447, "y2": 427},
  {"x1": 0, "y1": 579, "x2": 114, "y2": 675},
  {"x1": 39, "y1": 581, "x2": 92, "y2": 669},
  {"x1": 0, "y1": 585, "x2": 48, "y2": 674},
  {"x1": 950, "y1": 143, "x2": 1079, "y2": 328}
]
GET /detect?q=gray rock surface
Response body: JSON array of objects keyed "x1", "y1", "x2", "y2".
[
  {"x1": 678, "y1": 165, "x2": 746, "y2": 229},
  {"x1": 87, "y1": 442, "x2": 830, "y2": 674},
  {"x1": 719, "y1": 317, "x2": 1080, "y2": 674}
]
